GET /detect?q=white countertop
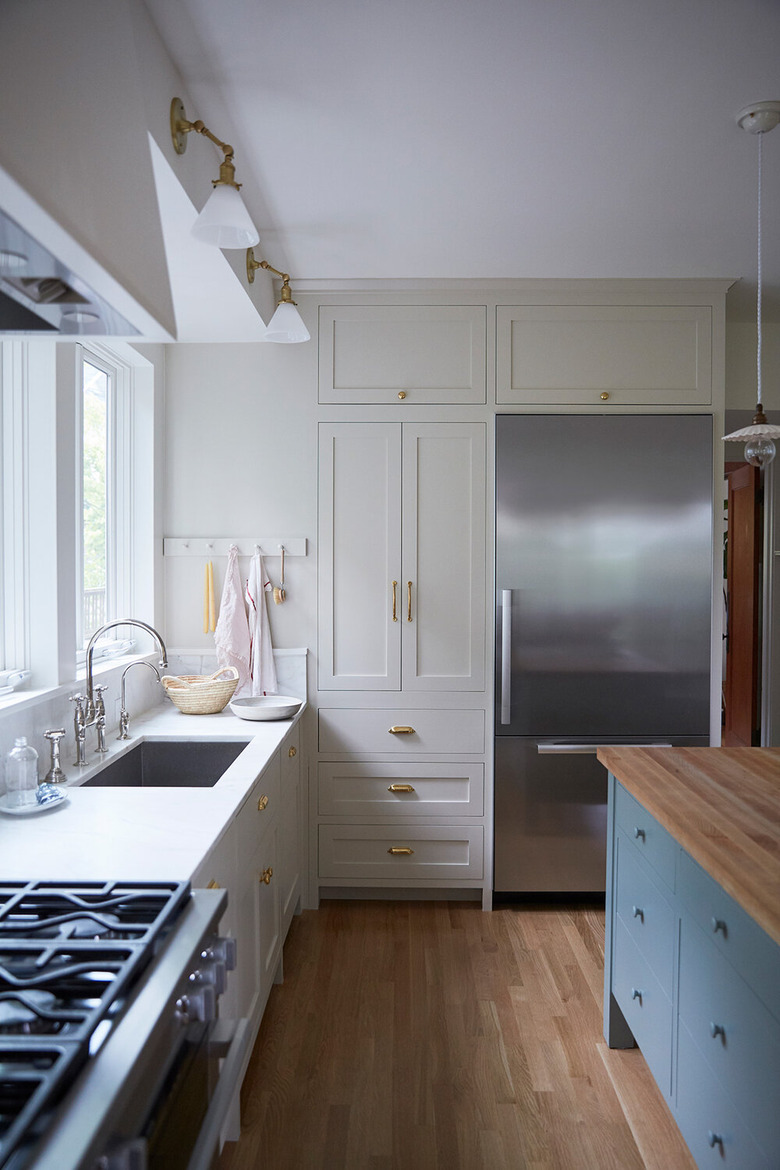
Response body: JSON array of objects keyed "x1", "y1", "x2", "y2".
[{"x1": 0, "y1": 702, "x2": 303, "y2": 881}]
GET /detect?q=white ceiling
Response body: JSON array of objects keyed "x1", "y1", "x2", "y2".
[{"x1": 145, "y1": 0, "x2": 780, "y2": 321}]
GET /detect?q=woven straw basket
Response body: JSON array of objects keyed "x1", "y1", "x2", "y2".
[{"x1": 161, "y1": 667, "x2": 240, "y2": 715}]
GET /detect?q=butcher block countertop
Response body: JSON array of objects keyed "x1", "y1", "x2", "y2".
[{"x1": 597, "y1": 745, "x2": 780, "y2": 947}]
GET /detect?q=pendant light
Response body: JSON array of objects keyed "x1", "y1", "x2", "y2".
[{"x1": 723, "y1": 101, "x2": 780, "y2": 467}]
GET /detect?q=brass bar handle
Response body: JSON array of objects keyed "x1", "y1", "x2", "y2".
[
  {"x1": 407, "y1": 580, "x2": 412, "y2": 622},
  {"x1": 389, "y1": 725, "x2": 415, "y2": 734},
  {"x1": 387, "y1": 847, "x2": 414, "y2": 856},
  {"x1": 288, "y1": 746, "x2": 297, "y2": 758},
  {"x1": 392, "y1": 580, "x2": 398, "y2": 622},
  {"x1": 260, "y1": 867, "x2": 273, "y2": 885},
  {"x1": 257, "y1": 794, "x2": 269, "y2": 811},
  {"x1": 388, "y1": 784, "x2": 416, "y2": 793}
]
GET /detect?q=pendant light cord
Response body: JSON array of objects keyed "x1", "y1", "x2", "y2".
[{"x1": 757, "y1": 128, "x2": 763, "y2": 410}]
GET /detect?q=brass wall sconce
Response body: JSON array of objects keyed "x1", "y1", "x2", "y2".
[
  {"x1": 246, "y1": 250, "x2": 310, "y2": 343},
  {"x1": 170, "y1": 97, "x2": 310, "y2": 343}
]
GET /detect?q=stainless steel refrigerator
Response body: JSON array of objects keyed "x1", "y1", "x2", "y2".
[{"x1": 494, "y1": 414, "x2": 713, "y2": 893}]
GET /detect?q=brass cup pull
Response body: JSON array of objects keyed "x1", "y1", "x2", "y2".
[
  {"x1": 388, "y1": 784, "x2": 415, "y2": 793},
  {"x1": 387, "y1": 847, "x2": 414, "y2": 856},
  {"x1": 392, "y1": 580, "x2": 398, "y2": 622},
  {"x1": 257, "y1": 794, "x2": 269, "y2": 811},
  {"x1": 260, "y1": 867, "x2": 273, "y2": 885},
  {"x1": 288, "y1": 746, "x2": 297, "y2": 758},
  {"x1": 389, "y1": 725, "x2": 415, "y2": 734},
  {"x1": 407, "y1": 580, "x2": 412, "y2": 622}
]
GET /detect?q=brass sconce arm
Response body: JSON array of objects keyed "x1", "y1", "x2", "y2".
[
  {"x1": 170, "y1": 97, "x2": 241, "y2": 189},
  {"x1": 246, "y1": 249, "x2": 296, "y2": 302}
]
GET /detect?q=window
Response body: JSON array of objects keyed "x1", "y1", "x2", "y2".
[{"x1": 80, "y1": 356, "x2": 111, "y2": 643}]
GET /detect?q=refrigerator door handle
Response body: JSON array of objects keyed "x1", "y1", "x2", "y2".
[
  {"x1": 500, "y1": 589, "x2": 512, "y2": 725},
  {"x1": 537, "y1": 743, "x2": 673, "y2": 755}
]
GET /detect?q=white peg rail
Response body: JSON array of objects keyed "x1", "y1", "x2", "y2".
[{"x1": 163, "y1": 538, "x2": 307, "y2": 558}]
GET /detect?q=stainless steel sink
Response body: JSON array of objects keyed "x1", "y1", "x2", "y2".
[{"x1": 83, "y1": 740, "x2": 247, "y2": 788}]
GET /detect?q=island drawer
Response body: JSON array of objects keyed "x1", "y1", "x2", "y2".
[
  {"x1": 677, "y1": 849, "x2": 779, "y2": 1017},
  {"x1": 318, "y1": 762, "x2": 484, "y2": 817},
  {"x1": 676, "y1": 1022, "x2": 771, "y2": 1169},
  {"x1": 615, "y1": 832, "x2": 676, "y2": 998},
  {"x1": 614, "y1": 783, "x2": 677, "y2": 887},
  {"x1": 318, "y1": 708, "x2": 485, "y2": 755},
  {"x1": 678, "y1": 916, "x2": 780, "y2": 1160},
  {"x1": 612, "y1": 916, "x2": 673, "y2": 1096},
  {"x1": 318, "y1": 824, "x2": 484, "y2": 880}
]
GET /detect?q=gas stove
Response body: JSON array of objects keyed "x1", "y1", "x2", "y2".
[{"x1": 0, "y1": 880, "x2": 241, "y2": 1170}]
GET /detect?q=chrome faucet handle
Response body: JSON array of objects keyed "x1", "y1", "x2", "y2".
[
  {"x1": 70, "y1": 695, "x2": 88, "y2": 766},
  {"x1": 43, "y1": 728, "x2": 67, "y2": 784},
  {"x1": 94, "y1": 685, "x2": 109, "y2": 754}
]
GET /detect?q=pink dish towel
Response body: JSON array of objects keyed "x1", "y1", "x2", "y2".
[
  {"x1": 214, "y1": 544, "x2": 251, "y2": 694},
  {"x1": 246, "y1": 549, "x2": 278, "y2": 696}
]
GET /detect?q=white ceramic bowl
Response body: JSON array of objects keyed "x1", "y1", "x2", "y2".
[{"x1": 229, "y1": 695, "x2": 302, "y2": 721}]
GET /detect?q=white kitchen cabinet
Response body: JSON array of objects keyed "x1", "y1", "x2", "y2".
[
  {"x1": 496, "y1": 304, "x2": 713, "y2": 405},
  {"x1": 278, "y1": 728, "x2": 302, "y2": 938},
  {"x1": 318, "y1": 422, "x2": 486, "y2": 692},
  {"x1": 318, "y1": 305, "x2": 487, "y2": 405}
]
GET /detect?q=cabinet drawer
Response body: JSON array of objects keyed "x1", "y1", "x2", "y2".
[
  {"x1": 614, "y1": 784, "x2": 677, "y2": 887},
  {"x1": 318, "y1": 708, "x2": 485, "y2": 754},
  {"x1": 615, "y1": 832, "x2": 676, "y2": 998},
  {"x1": 236, "y1": 753, "x2": 281, "y2": 863},
  {"x1": 612, "y1": 916, "x2": 673, "y2": 1096},
  {"x1": 318, "y1": 825, "x2": 484, "y2": 880},
  {"x1": 678, "y1": 917, "x2": 780, "y2": 1161},
  {"x1": 676, "y1": 1022, "x2": 770, "y2": 1169},
  {"x1": 677, "y1": 849, "x2": 779, "y2": 1017},
  {"x1": 318, "y1": 762, "x2": 484, "y2": 817}
]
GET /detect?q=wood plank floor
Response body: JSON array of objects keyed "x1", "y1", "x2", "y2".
[{"x1": 218, "y1": 900, "x2": 695, "y2": 1170}]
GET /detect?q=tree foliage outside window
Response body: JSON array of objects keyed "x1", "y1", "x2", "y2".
[{"x1": 82, "y1": 360, "x2": 108, "y2": 637}]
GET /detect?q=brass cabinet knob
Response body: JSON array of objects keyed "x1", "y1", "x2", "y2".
[
  {"x1": 600, "y1": 392, "x2": 610, "y2": 400},
  {"x1": 257, "y1": 794, "x2": 269, "y2": 811},
  {"x1": 388, "y1": 784, "x2": 415, "y2": 793},
  {"x1": 260, "y1": 867, "x2": 273, "y2": 885},
  {"x1": 206, "y1": 879, "x2": 221, "y2": 890},
  {"x1": 398, "y1": 391, "x2": 407, "y2": 400},
  {"x1": 387, "y1": 846, "x2": 414, "y2": 856},
  {"x1": 288, "y1": 746, "x2": 297, "y2": 758}
]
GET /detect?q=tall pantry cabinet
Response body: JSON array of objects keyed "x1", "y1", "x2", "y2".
[{"x1": 315, "y1": 303, "x2": 490, "y2": 904}]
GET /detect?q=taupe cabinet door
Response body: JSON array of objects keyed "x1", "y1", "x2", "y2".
[{"x1": 318, "y1": 422, "x2": 485, "y2": 691}]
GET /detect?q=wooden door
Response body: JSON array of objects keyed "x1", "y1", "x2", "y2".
[
  {"x1": 723, "y1": 463, "x2": 761, "y2": 746},
  {"x1": 401, "y1": 423, "x2": 486, "y2": 691},
  {"x1": 318, "y1": 423, "x2": 402, "y2": 689}
]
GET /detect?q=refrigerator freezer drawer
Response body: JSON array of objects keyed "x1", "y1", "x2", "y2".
[{"x1": 494, "y1": 737, "x2": 608, "y2": 892}]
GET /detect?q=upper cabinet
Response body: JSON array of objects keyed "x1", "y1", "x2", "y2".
[
  {"x1": 318, "y1": 422, "x2": 486, "y2": 691},
  {"x1": 318, "y1": 305, "x2": 487, "y2": 404},
  {"x1": 496, "y1": 304, "x2": 713, "y2": 406}
]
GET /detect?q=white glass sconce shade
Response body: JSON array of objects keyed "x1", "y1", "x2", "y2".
[
  {"x1": 191, "y1": 185, "x2": 260, "y2": 249},
  {"x1": 263, "y1": 301, "x2": 311, "y2": 344}
]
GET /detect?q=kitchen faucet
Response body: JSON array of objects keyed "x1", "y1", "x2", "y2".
[
  {"x1": 71, "y1": 619, "x2": 168, "y2": 764},
  {"x1": 118, "y1": 660, "x2": 161, "y2": 740}
]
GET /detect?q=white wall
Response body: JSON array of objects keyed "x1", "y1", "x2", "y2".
[{"x1": 162, "y1": 326, "x2": 319, "y2": 661}]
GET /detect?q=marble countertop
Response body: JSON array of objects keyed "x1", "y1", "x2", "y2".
[{"x1": 0, "y1": 702, "x2": 304, "y2": 882}]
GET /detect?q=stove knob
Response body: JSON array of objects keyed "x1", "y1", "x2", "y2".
[
  {"x1": 95, "y1": 1137, "x2": 148, "y2": 1169},
  {"x1": 193, "y1": 958, "x2": 227, "y2": 996},
  {"x1": 203, "y1": 936, "x2": 237, "y2": 971},
  {"x1": 174, "y1": 984, "x2": 216, "y2": 1024}
]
